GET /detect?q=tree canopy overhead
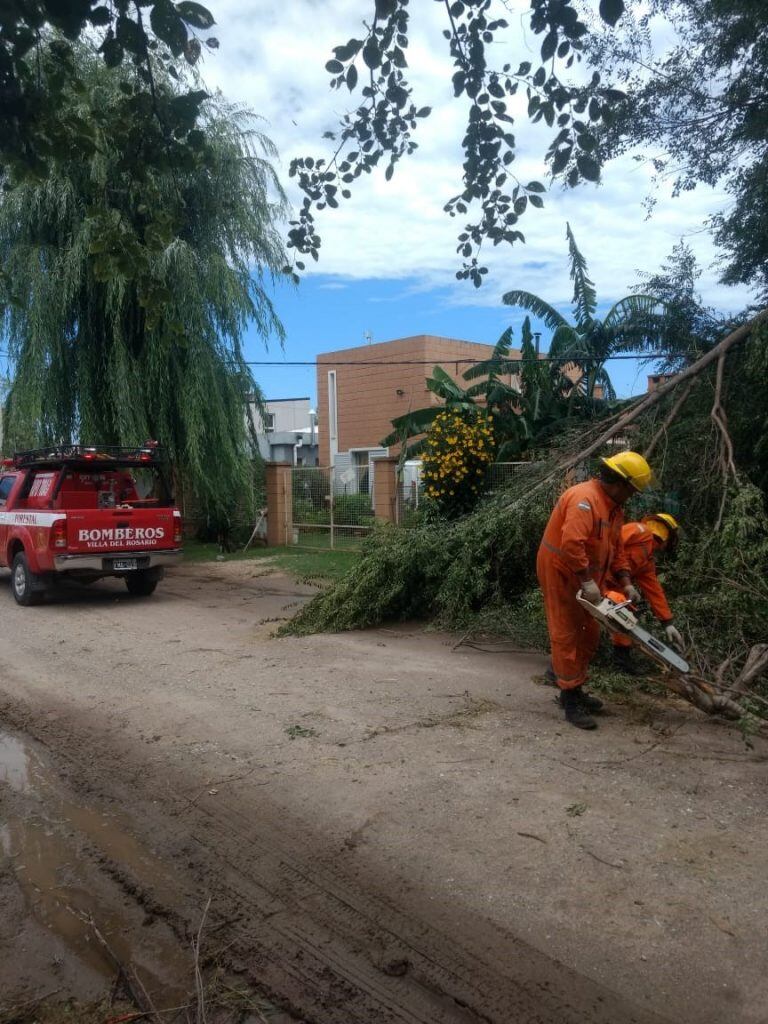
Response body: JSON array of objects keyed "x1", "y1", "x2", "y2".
[
  {"x1": 288, "y1": 0, "x2": 629, "y2": 286},
  {"x1": 0, "y1": 0, "x2": 218, "y2": 180},
  {"x1": 585, "y1": 0, "x2": 768, "y2": 297},
  {"x1": 0, "y1": 43, "x2": 288, "y2": 518}
]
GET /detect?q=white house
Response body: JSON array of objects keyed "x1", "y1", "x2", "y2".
[{"x1": 249, "y1": 397, "x2": 319, "y2": 466}]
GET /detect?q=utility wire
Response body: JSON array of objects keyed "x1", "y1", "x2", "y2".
[{"x1": 244, "y1": 354, "x2": 660, "y2": 366}]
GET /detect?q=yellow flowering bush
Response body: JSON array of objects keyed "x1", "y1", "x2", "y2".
[{"x1": 421, "y1": 409, "x2": 496, "y2": 516}]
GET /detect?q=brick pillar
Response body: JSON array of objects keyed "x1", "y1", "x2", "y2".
[
  {"x1": 373, "y1": 457, "x2": 399, "y2": 524},
  {"x1": 266, "y1": 462, "x2": 293, "y2": 546}
]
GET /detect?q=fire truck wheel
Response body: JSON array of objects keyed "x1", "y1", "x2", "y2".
[
  {"x1": 124, "y1": 571, "x2": 159, "y2": 597},
  {"x1": 11, "y1": 552, "x2": 44, "y2": 606}
]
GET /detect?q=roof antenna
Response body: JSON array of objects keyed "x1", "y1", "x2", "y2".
[{"x1": 363, "y1": 330, "x2": 373, "y2": 345}]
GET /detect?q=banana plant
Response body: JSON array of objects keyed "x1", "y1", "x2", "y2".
[
  {"x1": 380, "y1": 320, "x2": 576, "y2": 462},
  {"x1": 502, "y1": 223, "x2": 668, "y2": 405}
]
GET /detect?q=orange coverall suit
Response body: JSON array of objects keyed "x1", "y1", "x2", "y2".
[
  {"x1": 607, "y1": 522, "x2": 673, "y2": 648},
  {"x1": 536, "y1": 480, "x2": 630, "y2": 690}
]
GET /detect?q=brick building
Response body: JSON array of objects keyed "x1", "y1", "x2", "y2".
[
  {"x1": 647, "y1": 373, "x2": 676, "y2": 392},
  {"x1": 316, "y1": 334, "x2": 522, "y2": 470}
]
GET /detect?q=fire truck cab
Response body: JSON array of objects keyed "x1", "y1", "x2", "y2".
[{"x1": 0, "y1": 443, "x2": 182, "y2": 605}]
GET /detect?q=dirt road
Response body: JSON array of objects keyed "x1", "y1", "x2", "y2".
[{"x1": 1, "y1": 560, "x2": 766, "y2": 1023}]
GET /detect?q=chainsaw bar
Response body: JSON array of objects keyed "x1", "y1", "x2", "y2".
[{"x1": 576, "y1": 591, "x2": 691, "y2": 675}]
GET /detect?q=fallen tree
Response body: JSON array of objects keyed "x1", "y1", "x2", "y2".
[{"x1": 285, "y1": 311, "x2": 768, "y2": 726}]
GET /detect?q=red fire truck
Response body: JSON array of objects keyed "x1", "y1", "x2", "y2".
[{"x1": 0, "y1": 443, "x2": 182, "y2": 605}]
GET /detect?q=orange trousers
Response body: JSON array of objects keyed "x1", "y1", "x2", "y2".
[{"x1": 537, "y1": 551, "x2": 601, "y2": 690}]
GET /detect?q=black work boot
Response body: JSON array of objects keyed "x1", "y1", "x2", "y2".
[
  {"x1": 559, "y1": 687, "x2": 597, "y2": 730},
  {"x1": 612, "y1": 646, "x2": 646, "y2": 677},
  {"x1": 576, "y1": 688, "x2": 604, "y2": 713}
]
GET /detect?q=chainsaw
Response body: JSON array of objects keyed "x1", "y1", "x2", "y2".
[{"x1": 576, "y1": 589, "x2": 690, "y2": 675}]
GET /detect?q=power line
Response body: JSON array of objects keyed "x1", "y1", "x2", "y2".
[{"x1": 244, "y1": 354, "x2": 659, "y2": 366}]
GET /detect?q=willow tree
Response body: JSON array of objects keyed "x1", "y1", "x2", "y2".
[{"x1": 0, "y1": 42, "x2": 287, "y2": 519}]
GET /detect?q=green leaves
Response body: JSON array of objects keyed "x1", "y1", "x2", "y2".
[
  {"x1": 2, "y1": 43, "x2": 289, "y2": 523},
  {"x1": 175, "y1": 2, "x2": 215, "y2": 29},
  {"x1": 502, "y1": 290, "x2": 568, "y2": 331},
  {"x1": 150, "y1": 0, "x2": 187, "y2": 57},
  {"x1": 598, "y1": 0, "x2": 625, "y2": 27},
  {"x1": 576, "y1": 153, "x2": 600, "y2": 181},
  {"x1": 101, "y1": 34, "x2": 124, "y2": 68},
  {"x1": 541, "y1": 31, "x2": 558, "y2": 62},
  {"x1": 363, "y1": 37, "x2": 381, "y2": 69},
  {"x1": 292, "y1": 0, "x2": 625, "y2": 287}
]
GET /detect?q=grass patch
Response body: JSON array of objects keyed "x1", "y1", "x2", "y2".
[
  {"x1": 182, "y1": 540, "x2": 359, "y2": 584},
  {"x1": 285, "y1": 723, "x2": 319, "y2": 740}
]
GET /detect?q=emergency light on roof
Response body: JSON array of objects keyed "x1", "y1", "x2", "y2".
[{"x1": 12, "y1": 443, "x2": 165, "y2": 469}]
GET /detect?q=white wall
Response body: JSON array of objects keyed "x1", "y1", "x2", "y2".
[{"x1": 265, "y1": 398, "x2": 312, "y2": 433}]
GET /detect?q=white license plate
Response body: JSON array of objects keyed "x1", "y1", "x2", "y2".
[{"x1": 112, "y1": 558, "x2": 138, "y2": 571}]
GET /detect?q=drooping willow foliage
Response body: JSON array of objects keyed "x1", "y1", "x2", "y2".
[{"x1": 0, "y1": 43, "x2": 288, "y2": 518}]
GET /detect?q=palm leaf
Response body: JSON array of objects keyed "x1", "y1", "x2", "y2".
[
  {"x1": 548, "y1": 324, "x2": 585, "y2": 364},
  {"x1": 425, "y1": 365, "x2": 472, "y2": 403},
  {"x1": 603, "y1": 294, "x2": 664, "y2": 329},
  {"x1": 490, "y1": 325, "x2": 514, "y2": 360},
  {"x1": 501, "y1": 289, "x2": 569, "y2": 331},
  {"x1": 566, "y1": 222, "x2": 597, "y2": 328},
  {"x1": 379, "y1": 406, "x2": 444, "y2": 448},
  {"x1": 399, "y1": 436, "x2": 430, "y2": 461}
]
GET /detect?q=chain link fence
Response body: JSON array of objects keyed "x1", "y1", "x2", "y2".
[
  {"x1": 288, "y1": 461, "x2": 542, "y2": 542},
  {"x1": 291, "y1": 465, "x2": 375, "y2": 548}
]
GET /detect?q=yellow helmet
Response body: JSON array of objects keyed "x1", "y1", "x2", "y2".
[
  {"x1": 600, "y1": 450, "x2": 654, "y2": 492},
  {"x1": 642, "y1": 513, "x2": 679, "y2": 544}
]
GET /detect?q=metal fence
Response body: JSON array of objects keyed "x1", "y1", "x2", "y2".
[
  {"x1": 291, "y1": 465, "x2": 375, "y2": 548},
  {"x1": 484, "y1": 461, "x2": 532, "y2": 494},
  {"x1": 395, "y1": 461, "x2": 423, "y2": 526},
  {"x1": 290, "y1": 461, "x2": 541, "y2": 542},
  {"x1": 394, "y1": 461, "x2": 535, "y2": 524}
]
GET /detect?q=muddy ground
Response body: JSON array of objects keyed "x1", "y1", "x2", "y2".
[{"x1": 0, "y1": 559, "x2": 766, "y2": 1023}]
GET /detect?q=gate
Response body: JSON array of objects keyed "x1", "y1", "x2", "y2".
[{"x1": 291, "y1": 465, "x2": 375, "y2": 548}]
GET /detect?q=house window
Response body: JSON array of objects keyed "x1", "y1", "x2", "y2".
[
  {"x1": 265, "y1": 412, "x2": 276, "y2": 431},
  {"x1": 352, "y1": 450, "x2": 370, "y2": 495}
]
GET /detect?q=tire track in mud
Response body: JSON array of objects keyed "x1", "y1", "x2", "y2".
[
  {"x1": 185, "y1": 793, "x2": 666, "y2": 1024},
  {"x1": 0, "y1": 692, "x2": 668, "y2": 1024}
]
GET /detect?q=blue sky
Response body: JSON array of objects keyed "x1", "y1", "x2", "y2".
[
  {"x1": 249, "y1": 273, "x2": 659, "y2": 406},
  {"x1": 208, "y1": 1, "x2": 756, "y2": 407}
]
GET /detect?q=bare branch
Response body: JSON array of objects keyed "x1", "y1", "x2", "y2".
[
  {"x1": 644, "y1": 380, "x2": 695, "y2": 459},
  {"x1": 731, "y1": 644, "x2": 768, "y2": 696}
]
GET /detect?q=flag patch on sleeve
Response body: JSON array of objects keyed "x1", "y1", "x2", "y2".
[{"x1": 577, "y1": 501, "x2": 591, "y2": 511}]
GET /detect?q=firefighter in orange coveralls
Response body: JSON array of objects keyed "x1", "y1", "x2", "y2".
[
  {"x1": 608, "y1": 514, "x2": 682, "y2": 675},
  {"x1": 537, "y1": 451, "x2": 655, "y2": 730}
]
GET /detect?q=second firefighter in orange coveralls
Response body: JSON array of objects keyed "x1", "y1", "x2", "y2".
[
  {"x1": 607, "y1": 514, "x2": 682, "y2": 675},
  {"x1": 537, "y1": 451, "x2": 655, "y2": 730}
]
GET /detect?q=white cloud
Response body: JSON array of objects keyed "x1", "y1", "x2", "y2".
[{"x1": 199, "y1": 0, "x2": 756, "y2": 314}]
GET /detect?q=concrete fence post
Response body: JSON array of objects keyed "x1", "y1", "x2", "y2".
[
  {"x1": 266, "y1": 462, "x2": 293, "y2": 546},
  {"x1": 373, "y1": 456, "x2": 399, "y2": 524}
]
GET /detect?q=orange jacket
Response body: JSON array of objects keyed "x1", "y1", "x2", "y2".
[
  {"x1": 539, "y1": 479, "x2": 630, "y2": 585},
  {"x1": 613, "y1": 522, "x2": 673, "y2": 622}
]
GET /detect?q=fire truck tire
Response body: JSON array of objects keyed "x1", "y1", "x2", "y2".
[
  {"x1": 11, "y1": 552, "x2": 45, "y2": 606},
  {"x1": 124, "y1": 571, "x2": 159, "y2": 597}
]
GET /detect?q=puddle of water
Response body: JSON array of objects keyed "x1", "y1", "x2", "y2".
[
  {"x1": 0, "y1": 726, "x2": 192, "y2": 1003},
  {"x1": 0, "y1": 731, "x2": 31, "y2": 791}
]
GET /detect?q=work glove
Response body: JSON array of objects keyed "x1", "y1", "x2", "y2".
[
  {"x1": 580, "y1": 579, "x2": 602, "y2": 605},
  {"x1": 665, "y1": 624, "x2": 684, "y2": 651},
  {"x1": 623, "y1": 582, "x2": 642, "y2": 604}
]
